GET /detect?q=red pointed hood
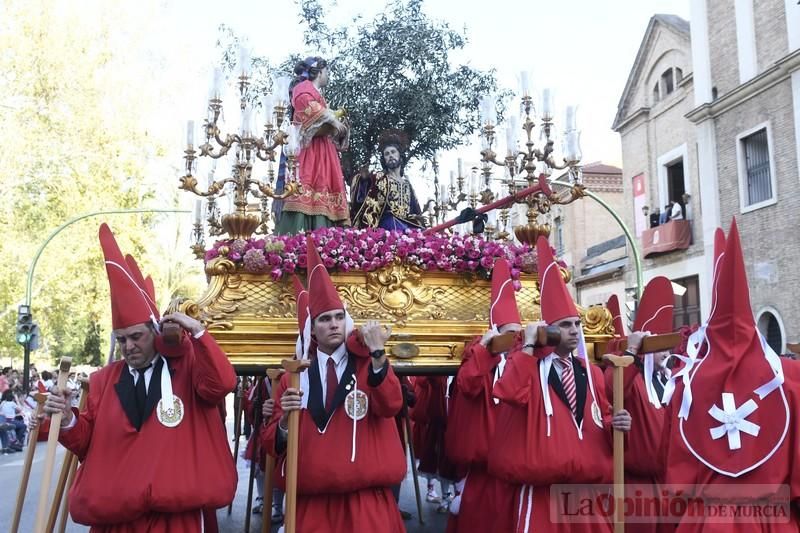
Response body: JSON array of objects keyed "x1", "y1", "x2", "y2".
[
  {"x1": 490, "y1": 259, "x2": 521, "y2": 328},
  {"x1": 706, "y1": 219, "x2": 759, "y2": 356},
  {"x1": 292, "y1": 274, "x2": 309, "y2": 332},
  {"x1": 713, "y1": 227, "x2": 726, "y2": 271},
  {"x1": 99, "y1": 224, "x2": 156, "y2": 330},
  {"x1": 606, "y1": 294, "x2": 625, "y2": 337},
  {"x1": 536, "y1": 236, "x2": 578, "y2": 324},
  {"x1": 306, "y1": 236, "x2": 343, "y2": 319},
  {"x1": 632, "y1": 276, "x2": 674, "y2": 334},
  {"x1": 678, "y1": 218, "x2": 786, "y2": 477},
  {"x1": 125, "y1": 254, "x2": 159, "y2": 320}
]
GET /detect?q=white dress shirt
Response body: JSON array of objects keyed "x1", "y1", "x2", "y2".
[
  {"x1": 127, "y1": 355, "x2": 161, "y2": 393},
  {"x1": 316, "y1": 343, "x2": 348, "y2": 401}
]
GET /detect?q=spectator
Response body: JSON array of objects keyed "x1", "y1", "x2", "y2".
[
  {"x1": 649, "y1": 208, "x2": 661, "y2": 228},
  {"x1": 659, "y1": 204, "x2": 671, "y2": 224},
  {"x1": 0, "y1": 390, "x2": 25, "y2": 452},
  {"x1": 670, "y1": 199, "x2": 685, "y2": 220},
  {"x1": 0, "y1": 367, "x2": 10, "y2": 393}
]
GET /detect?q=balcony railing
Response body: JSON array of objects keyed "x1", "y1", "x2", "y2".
[{"x1": 641, "y1": 219, "x2": 692, "y2": 257}]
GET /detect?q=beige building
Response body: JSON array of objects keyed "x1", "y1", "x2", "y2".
[
  {"x1": 556, "y1": 163, "x2": 628, "y2": 308},
  {"x1": 608, "y1": 4, "x2": 800, "y2": 352},
  {"x1": 612, "y1": 14, "x2": 706, "y2": 328},
  {"x1": 687, "y1": 0, "x2": 800, "y2": 352}
]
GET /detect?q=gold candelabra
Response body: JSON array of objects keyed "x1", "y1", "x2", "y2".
[
  {"x1": 179, "y1": 51, "x2": 302, "y2": 243},
  {"x1": 474, "y1": 90, "x2": 586, "y2": 245}
]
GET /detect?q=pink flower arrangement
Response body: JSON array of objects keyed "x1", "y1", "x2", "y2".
[{"x1": 205, "y1": 227, "x2": 567, "y2": 283}]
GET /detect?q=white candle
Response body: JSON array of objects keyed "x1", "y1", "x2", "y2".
[
  {"x1": 262, "y1": 94, "x2": 275, "y2": 125},
  {"x1": 520, "y1": 71, "x2": 530, "y2": 97},
  {"x1": 479, "y1": 95, "x2": 496, "y2": 126},
  {"x1": 210, "y1": 67, "x2": 223, "y2": 100},
  {"x1": 239, "y1": 45, "x2": 251, "y2": 77},
  {"x1": 442, "y1": 185, "x2": 450, "y2": 204},
  {"x1": 240, "y1": 105, "x2": 252, "y2": 137},
  {"x1": 194, "y1": 200, "x2": 202, "y2": 223},
  {"x1": 449, "y1": 170, "x2": 456, "y2": 189},
  {"x1": 470, "y1": 169, "x2": 479, "y2": 195},
  {"x1": 186, "y1": 120, "x2": 195, "y2": 148},
  {"x1": 286, "y1": 124, "x2": 301, "y2": 155},
  {"x1": 274, "y1": 76, "x2": 292, "y2": 106},
  {"x1": 565, "y1": 105, "x2": 577, "y2": 131},
  {"x1": 457, "y1": 158, "x2": 463, "y2": 177},
  {"x1": 488, "y1": 209, "x2": 498, "y2": 227},
  {"x1": 541, "y1": 88, "x2": 554, "y2": 121},
  {"x1": 565, "y1": 130, "x2": 582, "y2": 163}
]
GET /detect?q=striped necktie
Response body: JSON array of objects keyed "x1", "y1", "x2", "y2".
[{"x1": 555, "y1": 357, "x2": 577, "y2": 416}]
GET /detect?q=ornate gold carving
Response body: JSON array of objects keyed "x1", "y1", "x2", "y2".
[
  {"x1": 338, "y1": 261, "x2": 446, "y2": 325},
  {"x1": 165, "y1": 297, "x2": 201, "y2": 320},
  {"x1": 579, "y1": 304, "x2": 615, "y2": 336},
  {"x1": 192, "y1": 261, "x2": 545, "y2": 369}
]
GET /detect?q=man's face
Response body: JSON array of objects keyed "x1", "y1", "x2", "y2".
[
  {"x1": 382, "y1": 145, "x2": 401, "y2": 170},
  {"x1": 554, "y1": 316, "x2": 581, "y2": 355},
  {"x1": 114, "y1": 323, "x2": 157, "y2": 369},
  {"x1": 312, "y1": 309, "x2": 346, "y2": 354},
  {"x1": 654, "y1": 350, "x2": 670, "y2": 368},
  {"x1": 498, "y1": 323, "x2": 521, "y2": 334}
]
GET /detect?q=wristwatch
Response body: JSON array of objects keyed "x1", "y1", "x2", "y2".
[{"x1": 369, "y1": 349, "x2": 386, "y2": 359}]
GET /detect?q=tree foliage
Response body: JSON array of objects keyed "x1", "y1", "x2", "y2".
[
  {"x1": 217, "y1": 0, "x2": 505, "y2": 175},
  {"x1": 0, "y1": 0, "x2": 204, "y2": 367}
]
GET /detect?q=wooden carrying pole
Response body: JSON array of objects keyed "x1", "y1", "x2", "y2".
[
  {"x1": 403, "y1": 407, "x2": 425, "y2": 526},
  {"x1": 33, "y1": 356, "x2": 72, "y2": 533},
  {"x1": 281, "y1": 359, "x2": 311, "y2": 533},
  {"x1": 229, "y1": 377, "x2": 244, "y2": 515},
  {"x1": 618, "y1": 333, "x2": 681, "y2": 354},
  {"x1": 49, "y1": 379, "x2": 89, "y2": 533},
  {"x1": 244, "y1": 377, "x2": 265, "y2": 533},
  {"x1": 11, "y1": 392, "x2": 48, "y2": 533},
  {"x1": 603, "y1": 354, "x2": 634, "y2": 533},
  {"x1": 262, "y1": 369, "x2": 284, "y2": 533}
]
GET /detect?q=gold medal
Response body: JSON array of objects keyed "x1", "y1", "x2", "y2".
[
  {"x1": 156, "y1": 395, "x2": 184, "y2": 427},
  {"x1": 345, "y1": 389, "x2": 368, "y2": 421},
  {"x1": 591, "y1": 401, "x2": 604, "y2": 428}
]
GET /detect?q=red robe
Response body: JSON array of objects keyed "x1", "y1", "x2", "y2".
[
  {"x1": 445, "y1": 338, "x2": 517, "y2": 533},
  {"x1": 412, "y1": 376, "x2": 450, "y2": 476},
  {"x1": 262, "y1": 334, "x2": 407, "y2": 533},
  {"x1": 660, "y1": 359, "x2": 800, "y2": 532},
  {"x1": 60, "y1": 332, "x2": 238, "y2": 531},
  {"x1": 604, "y1": 364, "x2": 671, "y2": 533},
  {"x1": 489, "y1": 351, "x2": 614, "y2": 533}
]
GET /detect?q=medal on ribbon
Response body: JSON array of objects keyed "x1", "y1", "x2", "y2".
[
  {"x1": 157, "y1": 395, "x2": 184, "y2": 427},
  {"x1": 591, "y1": 401, "x2": 604, "y2": 428},
  {"x1": 345, "y1": 389, "x2": 368, "y2": 421}
]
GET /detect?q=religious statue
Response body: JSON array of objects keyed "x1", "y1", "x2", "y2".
[
  {"x1": 350, "y1": 132, "x2": 426, "y2": 231},
  {"x1": 275, "y1": 56, "x2": 351, "y2": 235}
]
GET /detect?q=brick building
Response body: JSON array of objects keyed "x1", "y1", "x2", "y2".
[{"x1": 609, "y1": 3, "x2": 800, "y2": 352}]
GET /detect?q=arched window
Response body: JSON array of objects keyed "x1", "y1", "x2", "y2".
[
  {"x1": 757, "y1": 308, "x2": 785, "y2": 354},
  {"x1": 661, "y1": 69, "x2": 674, "y2": 95}
]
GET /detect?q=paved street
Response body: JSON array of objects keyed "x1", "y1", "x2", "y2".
[{"x1": 0, "y1": 431, "x2": 449, "y2": 532}]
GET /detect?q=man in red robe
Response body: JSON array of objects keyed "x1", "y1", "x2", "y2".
[
  {"x1": 445, "y1": 258, "x2": 520, "y2": 533},
  {"x1": 261, "y1": 237, "x2": 407, "y2": 532},
  {"x1": 661, "y1": 220, "x2": 800, "y2": 531},
  {"x1": 42, "y1": 224, "x2": 237, "y2": 532},
  {"x1": 488, "y1": 236, "x2": 631, "y2": 533},
  {"x1": 412, "y1": 375, "x2": 455, "y2": 510},
  {"x1": 603, "y1": 276, "x2": 675, "y2": 532}
]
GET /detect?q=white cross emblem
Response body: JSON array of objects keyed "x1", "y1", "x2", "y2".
[{"x1": 708, "y1": 393, "x2": 760, "y2": 450}]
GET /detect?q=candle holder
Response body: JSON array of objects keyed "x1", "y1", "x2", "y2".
[
  {"x1": 474, "y1": 89, "x2": 588, "y2": 243},
  {"x1": 180, "y1": 62, "x2": 301, "y2": 246}
]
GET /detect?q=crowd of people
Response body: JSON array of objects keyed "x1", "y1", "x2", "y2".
[{"x1": 0, "y1": 365, "x2": 87, "y2": 454}]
